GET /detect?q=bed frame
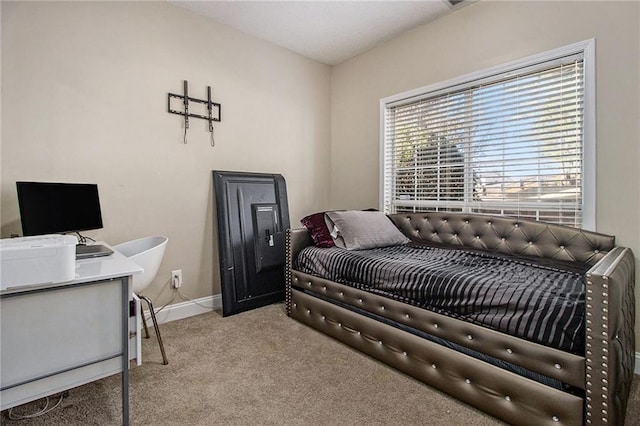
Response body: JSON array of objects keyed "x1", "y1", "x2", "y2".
[{"x1": 286, "y1": 212, "x2": 635, "y2": 426}]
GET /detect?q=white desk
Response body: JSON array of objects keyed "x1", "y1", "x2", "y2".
[{"x1": 0, "y1": 246, "x2": 142, "y2": 425}]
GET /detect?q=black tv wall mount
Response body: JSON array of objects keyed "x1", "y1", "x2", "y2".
[{"x1": 168, "y1": 80, "x2": 221, "y2": 146}]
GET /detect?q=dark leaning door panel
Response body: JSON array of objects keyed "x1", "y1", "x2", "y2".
[{"x1": 213, "y1": 171, "x2": 290, "y2": 317}]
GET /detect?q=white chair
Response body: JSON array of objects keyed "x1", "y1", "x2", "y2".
[{"x1": 113, "y1": 236, "x2": 169, "y2": 365}]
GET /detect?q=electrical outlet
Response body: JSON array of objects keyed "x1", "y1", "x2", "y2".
[{"x1": 171, "y1": 269, "x2": 183, "y2": 288}]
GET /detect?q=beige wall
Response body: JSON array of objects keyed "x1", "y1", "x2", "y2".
[
  {"x1": 2, "y1": 1, "x2": 639, "y2": 344},
  {"x1": 331, "y1": 1, "x2": 640, "y2": 340},
  {"x1": 1, "y1": 1, "x2": 332, "y2": 305}
]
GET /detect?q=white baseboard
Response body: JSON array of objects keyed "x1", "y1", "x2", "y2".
[
  {"x1": 141, "y1": 294, "x2": 221, "y2": 325},
  {"x1": 636, "y1": 352, "x2": 640, "y2": 375}
]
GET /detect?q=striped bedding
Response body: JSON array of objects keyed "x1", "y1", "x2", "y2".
[{"x1": 295, "y1": 243, "x2": 586, "y2": 354}]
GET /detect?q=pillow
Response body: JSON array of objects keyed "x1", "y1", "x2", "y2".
[
  {"x1": 301, "y1": 212, "x2": 335, "y2": 247},
  {"x1": 324, "y1": 210, "x2": 409, "y2": 250}
]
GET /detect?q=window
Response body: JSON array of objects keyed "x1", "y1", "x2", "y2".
[{"x1": 381, "y1": 40, "x2": 595, "y2": 229}]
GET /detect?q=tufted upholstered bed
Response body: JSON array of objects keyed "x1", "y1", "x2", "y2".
[{"x1": 286, "y1": 212, "x2": 635, "y2": 426}]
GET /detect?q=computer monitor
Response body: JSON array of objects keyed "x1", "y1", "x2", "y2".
[{"x1": 16, "y1": 181, "x2": 104, "y2": 237}]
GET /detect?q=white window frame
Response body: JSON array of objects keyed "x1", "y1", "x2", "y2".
[{"x1": 379, "y1": 39, "x2": 596, "y2": 230}]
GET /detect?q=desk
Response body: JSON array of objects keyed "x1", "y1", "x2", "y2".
[{"x1": 0, "y1": 246, "x2": 142, "y2": 425}]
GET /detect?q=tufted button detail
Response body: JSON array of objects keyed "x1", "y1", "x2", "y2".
[
  {"x1": 321, "y1": 315, "x2": 325, "y2": 320},
  {"x1": 431, "y1": 364, "x2": 437, "y2": 369},
  {"x1": 560, "y1": 245, "x2": 565, "y2": 250},
  {"x1": 528, "y1": 241, "x2": 533, "y2": 245},
  {"x1": 293, "y1": 303, "x2": 297, "y2": 308},
  {"x1": 552, "y1": 416, "x2": 559, "y2": 422},
  {"x1": 465, "y1": 220, "x2": 469, "y2": 224},
  {"x1": 380, "y1": 306, "x2": 385, "y2": 311},
  {"x1": 405, "y1": 313, "x2": 410, "y2": 319},
  {"x1": 403, "y1": 351, "x2": 407, "y2": 356},
  {"x1": 454, "y1": 233, "x2": 458, "y2": 237},
  {"x1": 514, "y1": 223, "x2": 519, "y2": 228},
  {"x1": 475, "y1": 235, "x2": 480, "y2": 239},
  {"x1": 465, "y1": 378, "x2": 471, "y2": 384},
  {"x1": 554, "y1": 363, "x2": 562, "y2": 370},
  {"x1": 443, "y1": 219, "x2": 448, "y2": 223},
  {"x1": 506, "y1": 348, "x2": 513, "y2": 354},
  {"x1": 594, "y1": 249, "x2": 600, "y2": 254},
  {"x1": 433, "y1": 323, "x2": 439, "y2": 329},
  {"x1": 358, "y1": 298, "x2": 363, "y2": 303},
  {"x1": 467, "y1": 334, "x2": 473, "y2": 340},
  {"x1": 378, "y1": 340, "x2": 383, "y2": 345},
  {"x1": 505, "y1": 396, "x2": 511, "y2": 402}
]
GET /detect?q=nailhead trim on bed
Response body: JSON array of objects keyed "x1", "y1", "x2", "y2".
[
  {"x1": 286, "y1": 212, "x2": 635, "y2": 426},
  {"x1": 285, "y1": 228, "x2": 293, "y2": 317},
  {"x1": 388, "y1": 213, "x2": 615, "y2": 266},
  {"x1": 290, "y1": 289, "x2": 584, "y2": 426},
  {"x1": 584, "y1": 247, "x2": 635, "y2": 425},
  {"x1": 291, "y1": 269, "x2": 585, "y2": 388}
]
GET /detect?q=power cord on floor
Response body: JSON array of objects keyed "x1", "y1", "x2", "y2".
[
  {"x1": 8, "y1": 392, "x2": 66, "y2": 420},
  {"x1": 152, "y1": 287, "x2": 178, "y2": 315},
  {"x1": 140, "y1": 276, "x2": 215, "y2": 323},
  {"x1": 137, "y1": 278, "x2": 176, "y2": 323},
  {"x1": 176, "y1": 287, "x2": 215, "y2": 309}
]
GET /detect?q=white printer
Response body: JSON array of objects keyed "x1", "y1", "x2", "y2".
[{"x1": 0, "y1": 234, "x2": 77, "y2": 291}]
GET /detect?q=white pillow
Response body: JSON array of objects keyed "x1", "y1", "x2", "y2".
[{"x1": 324, "y1": 210, "x2": 409, "y2": 250}]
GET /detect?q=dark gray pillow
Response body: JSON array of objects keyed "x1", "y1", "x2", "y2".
[{"x1": 324, "y1": 210, "x2": 409, "y2": 250}]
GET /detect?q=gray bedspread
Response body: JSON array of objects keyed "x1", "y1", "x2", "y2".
[{"x1": 295, "y1": 243, "x2": 585, "y2": 354}]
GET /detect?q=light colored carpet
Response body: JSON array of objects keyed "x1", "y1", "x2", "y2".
[{"x1": 2, "y1": 303, "x2": 639, "y2": 425}]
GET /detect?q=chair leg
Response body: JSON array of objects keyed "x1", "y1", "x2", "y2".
[
  {"x1": 139, "y1": 295, "x2": 169, "y2": 365},
  {"x1": 139, "y1": 301, "x2": 150, "y2": 339}
]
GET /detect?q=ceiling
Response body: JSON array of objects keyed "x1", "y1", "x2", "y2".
[{"x1": 168, "y1": 1, "x2": 469, "y2": 66}]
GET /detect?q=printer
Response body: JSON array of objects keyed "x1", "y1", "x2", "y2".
[{"x1": 0, "y1": 234, "x2": 77, "y2": 291}]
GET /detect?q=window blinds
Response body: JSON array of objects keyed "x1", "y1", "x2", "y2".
[{"x1": 383, "y1": 54, "x2": 585, "y2": 227}]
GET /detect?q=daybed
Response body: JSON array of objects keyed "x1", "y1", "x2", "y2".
[{"x1": 286, "y1": 211, "x2": 635, "y2": 426}]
